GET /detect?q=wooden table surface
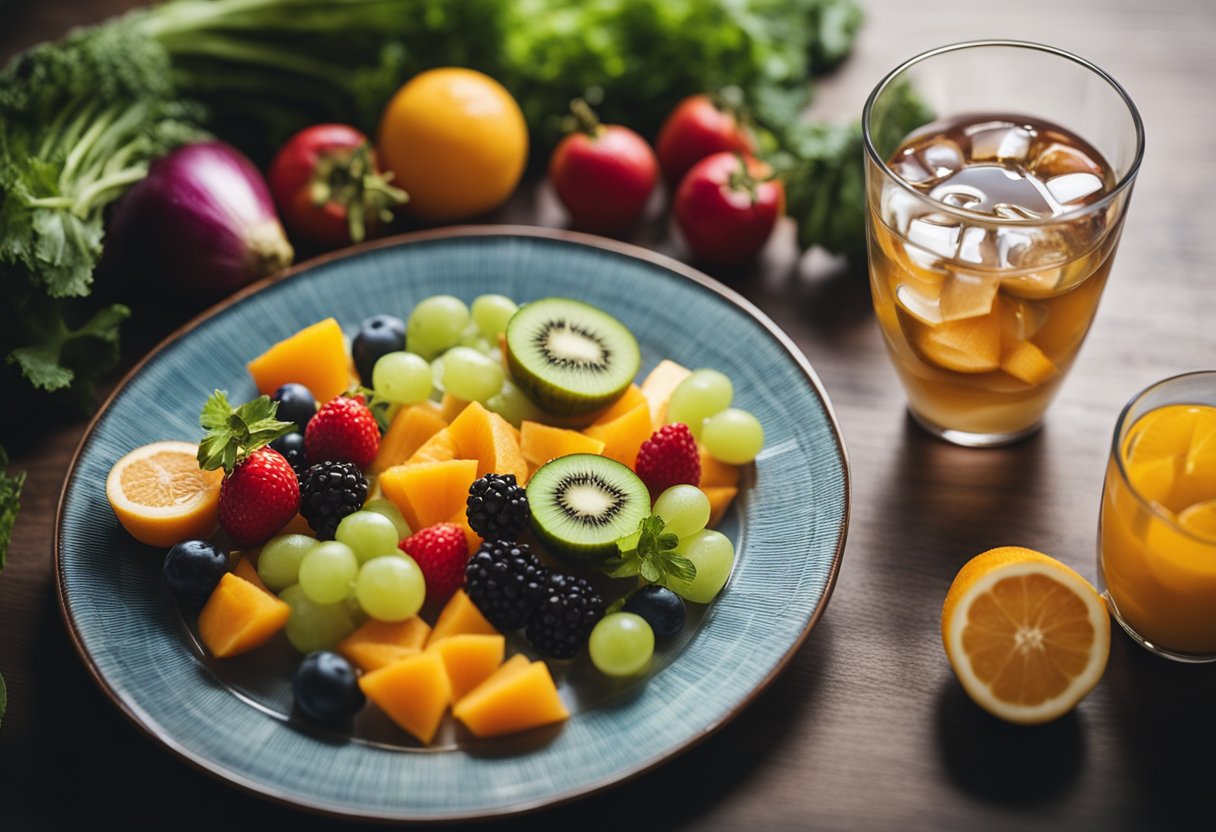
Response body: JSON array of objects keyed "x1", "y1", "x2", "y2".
[{"x1": 4, "y1": 0, "x2": 1216, "y2": 828}]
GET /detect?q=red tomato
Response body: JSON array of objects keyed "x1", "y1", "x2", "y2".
[
  {"x1": 268, "y1": 124, "x2": 405, "y2": 248},
  {"x1": 674, "y1": 152, "x2": 785, "y2": 267},
  {"x1": 549, "y1": 110, "x2": 658, "y2": 235},
  {"x1": 656, "y1": 94, "x2": 755, "y2": 185}
]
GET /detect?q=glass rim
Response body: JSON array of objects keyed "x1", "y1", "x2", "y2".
[
  {"x1": 862, "y1": 39, "x2": 1146, "y2": 227},
  {"x1": 1110, "y1": 370, "x2": 1216, "y2": 545}
]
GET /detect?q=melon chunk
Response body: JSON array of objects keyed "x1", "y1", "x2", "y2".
[
  {"x1": 446, "y1": 401, "x2": 529, "y2": 483},
  {"x1": 406, "y1": 429, "x2": 459, "y2": 465},
  {"x1": 341, "y1": 643, "x2": 420, "y2": 673},
  {"x1": 198, "y1": 573, "x2": 291, "y2": 658},
  {"x1": 380, "y1": 459, "x2": 479, "y2": 532},
  {"x1": 641, "y1": 359, "x2": 691, "y2": 425},
  {"x1": 427, "y1": 589, "x2": 498, "y2": 646},
  {"x1": 704, "y1": 485, "x2": 739, "y2": 528},
  {"x1": 699, "y1": 447, "x2": 740, "y2": 488},
  {"x1": 428, "y1": 634, "x2": 505, "y2": 700},
  {"x1": 337, "y1": 616, "x2": 431, "y2": 674},
  {"x1": 591, "y1": 384, "x2": 647, "y2": 426},
  {"x1": 453, "y1": 659, "x2": 569, "y2": 738},
  {"x1": 372, "y1": 403, "x2": 448, "y2": 474},
  {"x1": 521, "y1": 422, "x2": 605, "y2": 468},
  {"x1": 246, "y1": 318, "x2": 350, "y2": 404},
  {"x1": 232, "y1": 554, "x2": 269, "y2": 594},
  {"x1": 1000, "y1": 340, "x2": 1059, "y2": 385},
  {"x1": 583, "y1": 403, "x2": 653, "y2": 468},
  {"x1": 441, "y1": 393, "x2": 471, "y2": 423},
  {"x1": 359, "y1": 652, "x2": 452, "y2": 744},
  {"x1": 916, "y1": 307, "x2": 1001, "y2": 373}
]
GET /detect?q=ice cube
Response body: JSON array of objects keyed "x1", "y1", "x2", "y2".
[
  {"x1": 1032, "y1": 143, "x2": 1104, "y2": 179},
  {"x1": 968, "y1": 123, "x2": 1035, "y2": 162},
  {"x1": 1046, "y1": 172, "x2": 1104, "y2": 204},
  {"x1": 892, "y1": 149, "x2": 934, "y2": 185},
  {"x1": 905, "y1": 215, "x2": 962, "y2": 260},
  {"x1": 882, "y1": 187, "x2": 922, "y2": 236},
  {"x1": 995, "y1": 227, "x2": 1035, "y2": 269},
  {"x1": 917, "y1": 138, "x2": 965, "y2": 178},
  {"x1": 939, "y1": 271, "x2": 1000, "y2": 321},
  {"x1": 999, "y1": 297, "x2": 1047, "y2": 342},
  {"x1": 934, "y1": 184, "x2": 984, "y2": 211},
  {"x1": 1001, "y1": 270, "x2": 1063, "y2": 299},
  {"x1": 992, "y1": 202, "x2": 1044, "y2": 220},
  {"x1": 956, "y1": 226, "x2": 998, "y2": 266},
  {"x1": 895, "y1": 282, "x2": 943, "y2": 326}
]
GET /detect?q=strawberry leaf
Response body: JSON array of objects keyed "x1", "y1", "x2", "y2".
[{"x1": 197, "y1": 389, "x2": 294, "y2": 474}]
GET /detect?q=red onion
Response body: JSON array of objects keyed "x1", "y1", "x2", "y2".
[{"x1": 106, "y1": 141, "x2": 293, "y2": 302}]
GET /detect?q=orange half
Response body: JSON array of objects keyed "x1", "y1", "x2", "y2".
[
  {"x1": 105, "y1": 441, "x2": 222, "y2": 547},
  {"x1": 942, "y1": 547, "x2": 1109, "y2": 725}
]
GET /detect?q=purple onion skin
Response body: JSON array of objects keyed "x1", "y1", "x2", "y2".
[{"x1": 106, "y1": 141, "x2": 294, "y2": 302}]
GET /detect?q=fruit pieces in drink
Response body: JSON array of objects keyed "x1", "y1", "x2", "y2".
[{"x1": 1101, "y1": 404, "x2": 1216, "y2": 654}]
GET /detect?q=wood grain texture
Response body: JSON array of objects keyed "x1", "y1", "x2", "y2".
[{"x1": 3, "y1": 0, "x2": 1216, "y2": 828}]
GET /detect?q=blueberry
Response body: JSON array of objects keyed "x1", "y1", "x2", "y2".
[
  {"x1": 163, "y1": 539, "x2": 229, "y2": 607},
  {"x1": 352, "y1": 314, "x2": 406, "y2": 385},
  {"x1": 272, "y1": 383, "x2": 317, "y2": 431},
  {"x1": 270, "y1": 431, "x2": 307, "y2": 478},
  {"x1": 293, "y1": 651, "x2": 365, "y2": 722},
  {"x1": 623, "y1": 585, "x2": 686, "y2": 638}
]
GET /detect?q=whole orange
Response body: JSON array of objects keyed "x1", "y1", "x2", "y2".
[{"x1": 377, "y1": 68, "x2": 528, "y2": 222}]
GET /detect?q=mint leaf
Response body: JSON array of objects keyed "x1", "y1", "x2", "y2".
[
  {"x1": 639, "y1": 560, "x2": 662, "y2": 584},
  {"x1": 197, "y1": 391, "x2": 293, "y2": 473},
  {"x1": 601, "y1": 514, "x2": 696, "y2": 586},
  {"x1": 200, "y1": 390, "x2": 233, "y2": 431},
  {"x1": 658, "y1": 552, "x2": 697, "y2": 584}
]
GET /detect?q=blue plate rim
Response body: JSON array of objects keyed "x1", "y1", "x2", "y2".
[{"x1": 54, "y1": 225, "x2": 851, "y2": 822}]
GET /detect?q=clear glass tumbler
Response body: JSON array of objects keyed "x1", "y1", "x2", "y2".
[
  {"x1": 862, "y1": 41, "x2": 1145, "y2": 447},
  {"x1": 1099, "y1": 372, "x2": 1216, "y2": 663}
]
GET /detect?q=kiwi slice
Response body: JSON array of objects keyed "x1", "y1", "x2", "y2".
[
  {"x1": 506, "y1": 298, "x2": 640, "y2": 416},
  {"x1": 527, "y1": 454, "x2": 650, "y2": 562}
]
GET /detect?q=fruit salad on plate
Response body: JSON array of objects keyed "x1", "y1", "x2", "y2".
[{"x1": 105, "y1": 293, "x2": 765, "y2": 747}]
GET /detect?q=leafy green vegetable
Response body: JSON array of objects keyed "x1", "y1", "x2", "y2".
[
  {"x1": 602, "y1": 515, "x2": 696, "y2": 585},
  {"x1": 0, "y1": 444, "x2": 24, "y2": 571}
]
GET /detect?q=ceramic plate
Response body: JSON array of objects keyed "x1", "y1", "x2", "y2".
[{"x1": 56, "y1": 227, "x2": 849, "y2": 821}]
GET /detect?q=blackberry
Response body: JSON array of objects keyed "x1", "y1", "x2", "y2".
[
  {"x1": 299, "y1": 461, "x2": 368, "y2": 540},
  {"x1": 464, "y1": 541, "x2": 549, "y2": 631},
  {"x1": 270, "y1": 432, "x2": 308, "y2": 479},
  {"x1": 525, "y1": 573, "x2": 605, "y2": 660},
  {"x1": 466, "y1": 474, "x2": 530, "y2": 540}
]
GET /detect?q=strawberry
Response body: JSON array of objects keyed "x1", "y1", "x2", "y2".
[
  {"x1": 305, "y1": 395, "x2": 380, "y2": 469},
  {"x1": 197, "y1": 390, "x2": 300, "y2": 547},
  {"x1": 400, "y1": 523, "x2": 468, "y2": 606},
  {"x1": 634, "y1": 422, "x2": 701, "y2": 498}
]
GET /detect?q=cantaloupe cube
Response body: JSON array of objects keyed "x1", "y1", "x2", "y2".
[
  {"x1": 372, "y1": 403, "x2": 448, "y2": 474},
  {"x1": 246, "y1": 318, "x2": 350, "y2": 405},
  {"x1": 704, "y1": 486, "x2": 738, "y2": 528},
  {"x1": 520, "y1": 422, "x2": 605, "y2": 468},
  {"x1": 280, "y1": 513, "x2": 314, "y2": 537},
  {"x1": 447, "y1": 509, "x2": 481, "y2": 557},
  {"x1": 198, "y1": 573, "x2": 291, "y2": 658},
  {"x1": 453, "y1": 659, "x2": 569, "y2": 738},
  {"x1": 917, "y1": 308, "x2": 1001, "y2": 373},
  {"x1": 380, "y1": 459, "x2": 479, "y2": 532},
  {"x1": 428, "y1": 634, "x2": 505, "y2": 701},
  {"x1": 447, "y1": 402, "x2": 529, "y2": 483},
  {"x1": 699, "y1": 447, "x2": 740, "y2": 488},
  {"x1": 441, "y1": 393, "x2": 470, "y2": 423},
  {"x1": 359, "y1": 652, "x2": 451, "y2": 744},
  {"x1": 640, "y1": 360, "x2": 691, "y2": 424},
  {"x1": 427, "y1": 589, "x2": 498, "y2": 646},
  {"x1": 342, "y1": 643, "x2": 420, "y2": 673},
  {"x1": 591, "y1": 384, "x2": 647, "y2": 426},
  {"x1": 1000, "y1": 340, "x2": 1059, "y2": 385},
  {"x1": 232, "y1": 554, "x2": 269, "y2": 594},
  {"x1": 583, "y1": 403, "x2": 653, "y2": 468},
  {"x1": 406, "y1": 429, "x2": 459, "y2": 465}
]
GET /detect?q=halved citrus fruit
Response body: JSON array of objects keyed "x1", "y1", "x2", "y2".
[
  {"x1": 105, "y1": 441, "x2": 223, "y2": 547},
  {"x1": 942, "y1": 547, "x2": 1110, "y2": 725}
]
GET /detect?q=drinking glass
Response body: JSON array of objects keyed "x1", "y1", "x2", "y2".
[
  {"x1": 1099, "y1": 372, "x2": 1216, "y2": 663},
  {"x1": 862, "y1": 41, "x2": 1145, "y2": 447}
]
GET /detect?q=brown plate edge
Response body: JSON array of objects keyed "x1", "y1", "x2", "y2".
[{"x1": 53, "y1": 224, "x2": 851, "y2": 824}]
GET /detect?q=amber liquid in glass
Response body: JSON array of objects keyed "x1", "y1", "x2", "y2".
[{"x1": 869, "y1": 114, "x2": 1120, "y2": 438}]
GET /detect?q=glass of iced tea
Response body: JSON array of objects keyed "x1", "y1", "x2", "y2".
[
  {"x1": 1099, "y1": 373, "x2": 1216, "y2": 662},
  {"x1": 863, "y1": 41, "x2": 1145, "y2": 446}
]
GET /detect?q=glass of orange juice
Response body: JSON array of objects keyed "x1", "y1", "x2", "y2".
[
  {"x1": 863, "y1": 42, "x2": 1145, "y2": 446},
  {"x1": 1099, "y1": 372, "x2": 1216, "y2": 662}
]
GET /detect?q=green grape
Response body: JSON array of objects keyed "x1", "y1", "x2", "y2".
[
  {"x1": 471, "y1": 294, "x2": 518, "y2": 340},
  {"x1": 443, "y1": 346, "x2": 504, "y2": 403},
  {"x1": 257, "y1": 534, "x2": 316, "y2": 591},
  {"x1": 335, "y1": 511, "x2": 401, "y2": 563},
  {"x1": 701, "y1": 408, "x2": 764, "y2": 465},
  {"x1": 407, "y1": 295, "x2": 469, "y2": 360},
  {"x1": 653, "y1": 485, "x2": 711, "y2": 537},
  {"x1": 372, "y1": 351, "x2": 432, "y2": 405},
  {"x1": 667, "y1": 369, "x2": 733, "y2": 438},
  {"x1": 298, "y1": 541, "x2": 359, "y2": 604},
  {"x1": 280, "y1": 584, "x2": 357, "y2": 653},
  {"x1": 664, "y1": 529, "x2": 735, "y2": 603},
  {"x1": 430, "y1": 354, "x2": 446, "y2": 393},
  {"x1": 362, "y1": 498, "x2": 412, "y2": 540},
  {"x1": 355, "y1": 555, "x2": 426, "y2": 621},
  {"x1": 589, "y1": 613, "x2": 655, "y2": 677},
  {"x1": 485, "y1": 378, "x2": 544, "y2": 427}
]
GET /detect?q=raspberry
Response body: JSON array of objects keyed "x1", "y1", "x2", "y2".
[
  {"x1": 525, "y1": 573, "x2": 604, "y2": 660},
  {"x1": 299, "y1": 461, "x2": 368, "y2": 540},
  {"x1": 634, "y1": 422, "x2": 701, "y2": 498},
  {"x1": 466, "y1": 474, "x2": 530, "y2": 540},
  {"x1": 400, "y1": 523, "x2": 468, "y2": 606},
  {"x1": 464, "y1": 541, "x2": 549, "y2": 631},
  {"x1": 305, "y1": 396, "x2": 380, "y2": 469}
]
